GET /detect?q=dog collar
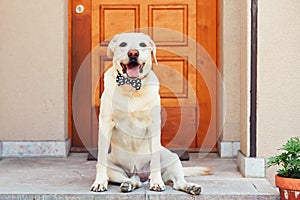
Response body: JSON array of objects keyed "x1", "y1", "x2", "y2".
[{"x1": 116, "y1": 72, "x2": 142, "y2": 90}]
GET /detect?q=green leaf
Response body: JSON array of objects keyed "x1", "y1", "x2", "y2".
[{"x1": 267, "y1": 137, "x2": 300, "y2": 179}]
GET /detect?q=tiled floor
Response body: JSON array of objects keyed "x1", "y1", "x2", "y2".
[{"x1": 0, "y1": 153, "x2": 279, "y2": 200}]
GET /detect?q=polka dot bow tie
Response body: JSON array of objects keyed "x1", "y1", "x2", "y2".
[{"x1": 116, "y1": 72, "x2": 142, "y2": 90}]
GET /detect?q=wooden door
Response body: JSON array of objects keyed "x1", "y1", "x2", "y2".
[{"x1": 70, "y1": 0, "x2": 218, "y2": 152}]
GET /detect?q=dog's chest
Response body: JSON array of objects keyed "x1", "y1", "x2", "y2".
[{"x1": 112, "y1": 91, "x2": 155, "y2": 129}]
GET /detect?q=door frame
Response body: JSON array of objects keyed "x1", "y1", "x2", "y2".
[{"x1": 68, "y1": 0, "x2": 220, "y2": 151}]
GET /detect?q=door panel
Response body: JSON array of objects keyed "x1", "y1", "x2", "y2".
[
  {"x1": 149, "y1": 4, "x2": 189, "y2": 45},
  {"x1": 154, "y1": 56, "x2": 188, "y2": 98},
  {"x1": 98, "y1": 5, "x2": 140, "y2": 45},
  {"x1": 70, "y1": 0, "x2": 218, "y2": 151}
]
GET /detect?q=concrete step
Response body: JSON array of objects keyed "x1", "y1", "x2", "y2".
[
  {"x1": 0, "y1": 153, "x2": 279, "y2": 200},
  {"x1": 0, "y1": 187, "x2": 281, "y2": 200}
]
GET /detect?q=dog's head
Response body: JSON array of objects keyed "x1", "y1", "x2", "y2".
[{"x1": 107, "y1": 33, "x2": 157, "y2": 79}]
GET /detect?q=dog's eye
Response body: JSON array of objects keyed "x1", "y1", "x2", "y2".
[
  {"x1": 119, "y1": 42, "x2": 127, "y2": 47},
  {"x1": 139, "y1": 42, "x2": 147, "y2": 47}
]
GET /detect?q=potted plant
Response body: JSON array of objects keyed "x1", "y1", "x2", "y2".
[{"x1": 267, "y1": 137, "x2": 300, "y2": 200}]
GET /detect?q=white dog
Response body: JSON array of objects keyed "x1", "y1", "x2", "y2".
[{"x1": 90, "y1": 32, "x2": 211, "y2": 195}]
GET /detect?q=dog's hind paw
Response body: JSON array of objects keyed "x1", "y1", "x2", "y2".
[
  {"x1": 186, "y1": 185, "x2": 202, "y2": 195},
  {"x1": 120, "y1": 181, "x2": 134, "y2": 192}
]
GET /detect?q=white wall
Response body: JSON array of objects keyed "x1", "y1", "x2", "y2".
[
  {"x1": 0, "y1": 0, "x2": 68, "y2": 141},
  {"x1": 257, "y1": 0, "x2": 300, "y2": 183}
]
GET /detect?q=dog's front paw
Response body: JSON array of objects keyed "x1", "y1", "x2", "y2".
[
  {"x1": 149, "y1": 180, "x2": 165, "y2": 192},
  {"x1": 90, "y1": 178, "x2": 108, "y2": 192}
]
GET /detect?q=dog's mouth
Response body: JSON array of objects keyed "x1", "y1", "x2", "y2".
[{"x1": 120, "y1": 62, "x2": 145, "y2": 78}]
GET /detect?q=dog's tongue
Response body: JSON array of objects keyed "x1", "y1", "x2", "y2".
[{"x1": 127, "y1": 66, "x2": 139, "y2": 78}]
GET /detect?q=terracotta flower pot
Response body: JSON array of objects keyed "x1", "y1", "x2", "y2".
[{"x1": 275, "y1": 174, "x2": 300, "y2": 200}]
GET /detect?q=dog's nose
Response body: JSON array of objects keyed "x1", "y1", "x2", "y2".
[{"x1": 128, "y1": 49, "x2": 139, "y2": 58}]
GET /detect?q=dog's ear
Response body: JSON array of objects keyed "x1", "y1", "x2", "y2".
[
  {"x1": 147, "y1": 37, "x2": 158, "y2": 65},
  {"x1": 107, "y1": 34, "x2": 119, "y2": 58}
]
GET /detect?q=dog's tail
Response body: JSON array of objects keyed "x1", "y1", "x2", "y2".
[{"x1": 183, "y1": 167, "x2": 213, "y2": 177}]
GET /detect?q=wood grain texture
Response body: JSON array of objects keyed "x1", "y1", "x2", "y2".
[
  {"x1": 70, "y1": 0, "x2": 219, "y2": 151},
  {"x1": 161, "y1": 107, "x2": 197, "y2": 148},
  {"x1": 70, "y1": 0, "x2": 92, "y2": 148},
  {"x1": 196, "y1": 0, "x2": 218, "y2": 151}
]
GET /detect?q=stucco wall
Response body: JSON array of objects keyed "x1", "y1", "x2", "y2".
[
  {"x1": 0, "y1": 0, "x2": 68, "y2": 141},
  {"x1": 257, "y1": 0, "x2": 300, "y2": 183},
  {"x1": 220, "y1": 0, "x2": 241, "y2": 142},
  {"x1": 239, "y1": 0, "x2": 251, "y2": 156}
]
